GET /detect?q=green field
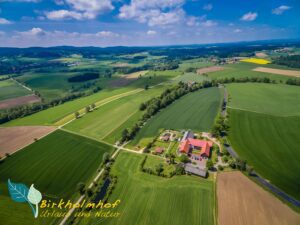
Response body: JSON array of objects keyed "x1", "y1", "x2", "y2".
[
  {"x1": 174, "y1": 72, "x2": 211, "y2": 83},
  {"x1": 78, "y1": 152, "x2": 215, "y2": 225},
  {"x1": 226, "y1": 83, "x2": 300, "y2": 116},
  {"x1": 228, "y1": 109, "x2": 300, "y2": 200},
  {"x1": 0, "y1": 79, "x2": 31, "y2": 101},
  {"x1": 2, "y1": 87, "x2": 138, "y2": 126},
  {"x1": 208, "y1": 62, "x2": 298, "y2": 81},
  {"x1": 131, "y1": 87, "x2": 222, "y2": 147},
  {"x1": 178, "y1": 58, "x2": 213, "y2": 71},
  {"x1": 64, "y1": 86, "x2": 165, "y2": 141},
  {"x1": 0, "y1": 130, "x2": 113, "y2": 225}
]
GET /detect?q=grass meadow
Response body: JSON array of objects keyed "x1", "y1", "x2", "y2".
[
  {"x1": 130, "y1": 87, "x2": 222, "y2": 147},
  {"x1": 77, "y1": 151, "x2": 215, "y2": 225},
  {"x1": 64, "y1": 86, "x2": 165, "y2": 141}
]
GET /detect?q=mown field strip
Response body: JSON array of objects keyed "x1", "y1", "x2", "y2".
[{"x1": 56, "y1": 88, "x2": 143, "y2": 126}]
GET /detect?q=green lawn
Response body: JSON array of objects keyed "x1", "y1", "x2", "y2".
[
  {"x1": 77, "y1": 151, "x2": 215, "y2": 225},
  {"x1": 208, "y1": 62, "x2": 297, "y2": 81},
  {"x1": 64, "y1": 86, "x2": 165, "y2": 141},
  {"x1": 226, "y1": 83, "x2": 300, "y2": 116},
  {"x1": 0, "y1": 79, "x2": 31, "y2": 101},
  {"x1": 131, "y1": 87, "x2": 222, "y2": 147},
  {"x1": 228, "y1": 109, "x2": 300, "y2": 200},
  {"x1": 0, "y1": 130, "x2": 114, "y2": 225},
  {"x1": 2, "y1": 87, "x2": 136, "y2": 126}
]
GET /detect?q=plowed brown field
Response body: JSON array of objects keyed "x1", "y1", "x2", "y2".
[
  {"x1": 0, "y1": 126, "x2": 56, "y2": 156},
  {"x1": 217, "y1": 172, "x2": 300, "y2": 225}
]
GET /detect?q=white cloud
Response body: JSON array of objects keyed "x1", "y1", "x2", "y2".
[
  {"x1": 203, "y1": 4, "x2": 213, "y2": 11},
  {"x1": 240, "y1": 12, "x2": 257, "y2": 21},
  {"x1": 65, "y1": 0, "x2": 114, "y2": 19},
  {"x1": 201, "y1": 20, "x2": 217, "y2": 27},
  {"x1": 0, "y1": 18, "x2": 12, "y2": 24},
  {"x1": 96, "y1": 31, "x2": 119, "y2": 37},
  {"x1": 48, "y1": 0, "x2": 114, "y2": 20},
  {"x1": 234, "y1": 29, "x2": 242, "y2": 33},
  {"x1": 45, "y1": 10, "x2": 84, "y2": 20},
  {"x1": 19, "y1": 27, "x2": 45, "y2": 36},
  {"x1": 147, "y1": 30, "x2": 156, "y2": 35},
  {"x1": 272, "y1": 5, "x2": 291, "y2": 15},
  {"x1": 119, "y1": 0, "x2": 185, "y2": 26}
]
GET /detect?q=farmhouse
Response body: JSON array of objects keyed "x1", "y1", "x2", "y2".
[{"x1": 179, "y1": 131, "x2": 213, "y2": 160}]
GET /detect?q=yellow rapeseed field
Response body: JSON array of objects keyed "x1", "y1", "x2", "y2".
[{"x1": 240, "y1": 58, "x2": 271, "y2": 64}]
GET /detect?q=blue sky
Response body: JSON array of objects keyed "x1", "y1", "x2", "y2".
[{"x1": 0, "y1": 0, "x2": 299, "y2": 47}]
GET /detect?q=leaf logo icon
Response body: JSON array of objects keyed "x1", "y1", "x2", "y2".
[
  {"x1": 7, "y1": 179, "x2": 42, "y2": 218},
  {"x1": 28, "y1": 184, "x2": 42, "y2": 218}
]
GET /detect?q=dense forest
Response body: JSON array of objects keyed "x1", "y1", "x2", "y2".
[{"x1": 273, "y1": 55, "x2": 300, "y2": 68}]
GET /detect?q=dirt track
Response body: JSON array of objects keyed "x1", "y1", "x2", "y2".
[
  {"x1": 253, "y1": 67, "x2": 300, "y2": 77},
  {"x1": 217, "y1": 172, "x2": 300, "y2": 225},
  {"x1": 0, "y1": 126, "x2": 56, "y2": 156},
  {"x1": 0, "y1": 95, "x2": 41, "y2": 109},
  {"x1": 196, "y1": 66, "x2": 224, "y2": 74}
]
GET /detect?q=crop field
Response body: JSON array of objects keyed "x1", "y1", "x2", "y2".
[
  {"x1": 208, "y1": 63, "x2": 295, "y2": 81},
  {"x1": 196, "y1": 66, "x2": 224, "y2": 74},
  {"x1": 2, "y1": 87, "x2": 139, "y2": 126},
  {"x1": 78, "y1": 151, "x2": 215, "y2": 225},
  {"x1": 64, "y1": 86, "x2": 165, "y2": 141},
  {"x1": 0, "y1": 130, "x2": 113, "y2": 225},
  {"x1": 217, "y1": 172, "x2": 300, "y2": 225},
  {"x1": 178, "y1": 58, "x2": 213, "y2": 71},
  {"x1": 173, "y1": 72, "x2": 210, "y2": 83},
  {"x1": 0, "y1": 94, "x2": 41, "y2": 110},
  {"x1": 226, "y1": 83, "x2": 300, "y2": 116},
  {"x1": 0, "y1": 79, "x2": 31, "y2": 101},
  {"x1": 228, "y1": 109, "x2": 300, "y2": 200},
  {"x1": 130, "y1": 87, "x2": 221, "y2": 147},
  {"x1": 0, "y1": 126, "x2": 56, "y2": 156},
  {"x1": 0, "y1": 130, "x2": 114, "y2": 199},
  {"x1": 240, "y1": 58, "x2": 271, "y2": 64},
  {"x1": 253, "y1": 67, "x2": 300, "y2": 77}
]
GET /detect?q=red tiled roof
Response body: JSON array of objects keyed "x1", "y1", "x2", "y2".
[
  {"x1": 155, "y1": 147, "x2": 164, "y2": 153},
  {"x1": 179, "y1": 138, "x2": 212, "y2": 157}
]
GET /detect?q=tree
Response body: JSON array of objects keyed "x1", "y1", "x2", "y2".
[
  {"x1": 91, "y1": 103, "x2": 96, "y2": 109},
  {"x1": 85, "y1": 106, "x2": 91, "y2": 113},
  {"x1": 218, "y1": 165, "x2": 224, "y2": 171},
  {"x1": 144, "y1": 84, "x2": 149, "y2": 90},
  {"x1": 179, "y1": 154, "x2": 190, "y2": 163},
  {"x1": 74, "y1": 111, "x2": 80, "y2": 119},
  {"x1": 155, "y1": 163, "x2": 164, "y2": 175},
  {"x1": 102, "y1": 152, "x2": 110, "y2": 164},
  {"x1": 206, "y1": 159, "x2": 214, "y2": 170},
  {"x1": 139, "y1": 103, "x2": 147, "y2": 111},
  {"x1": 86, "y1": 188, "x2": 93, "y2": 197},
  {"x1": 121, "y1": 129, "x2": 129, "y2": 142},
  {"x1": 77, "y1": 182, "x2": 86, "y2": 195}
]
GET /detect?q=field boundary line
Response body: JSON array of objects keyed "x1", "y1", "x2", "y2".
[
  {"x1": 11, "y1": 77, "x2": 33, "y2": 92},
  {"x1": 57, "y1": 88, "x2": 143, "y2": 128},
  {"x1": 227, "y1": 106, "x2": 300, "y2": 117}
]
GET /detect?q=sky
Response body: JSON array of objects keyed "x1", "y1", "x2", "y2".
[{"x1": 0, "y1": 0, "x2": 299, "y2": 47}]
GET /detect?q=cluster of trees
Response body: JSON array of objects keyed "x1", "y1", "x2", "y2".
[
  {"x1": 286, "y1": 78, "x2": 300, "y2": 86},
  {"x1": 68, "y1": 72, "x2": 99, "y2": 82},
  {"x1": 273, "y1": 55, "x2": 300, "y2": 68},
  {"x1": 211, "y1": 115, "x2": 229, "y2": 137}
]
